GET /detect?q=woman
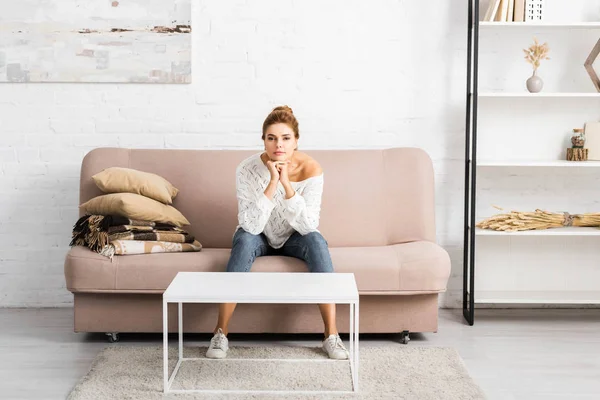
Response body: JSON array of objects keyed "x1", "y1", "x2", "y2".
[{"x1": 206, "y1": 105, "x2": 348, "y2": 360}]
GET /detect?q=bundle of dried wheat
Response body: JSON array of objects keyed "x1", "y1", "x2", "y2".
[{"x1": 476, "y1": 207, "x2": 600, "y2": 232}]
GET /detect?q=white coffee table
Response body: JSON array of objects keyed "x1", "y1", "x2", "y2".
[{"x1": 163, "y1": 271, "x2": 359, "y2": 394}]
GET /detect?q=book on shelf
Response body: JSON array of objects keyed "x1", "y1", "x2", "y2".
[
  {"x1": 496, "y1": 0, "x2": 510, "y2": 22},
  {"x1": 525, "y1": 0, "x2": 544, "y2": 22},
  {"x1": 484, "y1": 0, "x2": 526, "y2": 22},
  {"x1": 514, "y1": 0, "x2": 525, "y2": 22},
  {"x1": 484, "y1": 0, "x2": 502, "y2": 22}
]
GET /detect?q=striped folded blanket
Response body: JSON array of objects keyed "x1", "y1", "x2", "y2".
[
  {"x1": 107, "y1": 225, "x2": 195, "y2": 244},
  {"x1": 100, "y1": 239, "x2": 203, "y2": 258},
  {"x1": 70, "y1": 215, "x2": 201, "y2": 258}
]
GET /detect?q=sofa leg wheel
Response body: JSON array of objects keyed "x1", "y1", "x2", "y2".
[
  {"x1": 400, "y1": 330, "x2": 410, "y2": 345},
  {"x1": 106, "y1": 332, "x2": 120, "y2": 343}
]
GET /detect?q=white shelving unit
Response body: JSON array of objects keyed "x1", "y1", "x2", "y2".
[
  {"x1": 476, "y1": 290, "x2": 600, "y2": 304},
  {"x1": 479, "y1": 92, "x2": 600, "y2": 97},
  {"x1": 478, "y1": 160, "x2": 600, "y2": 167},
  {"x1": 480, "y1": 22, "x2": 600, "y2": 28},
  {"x1": 463, "y1": 2, "x2": 600, "y2": 322},
  {"x1": 475, "y1": 227, "x2": 600, "y2": 236}
]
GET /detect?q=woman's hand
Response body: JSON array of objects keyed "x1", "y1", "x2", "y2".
[
  {"x1": 276, "y1": 161, "x2": 291, "y2": 185},
  {"x1": 266, "y1": 160, "x2": 280, "y2": 183}
]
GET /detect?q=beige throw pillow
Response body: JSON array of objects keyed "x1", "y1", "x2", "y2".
[
  {"x1": 92, "y1": 167, "x2": 179, "y2": 205},
  {"x1": 80, "y1": 193, "x2": 190, "y2": 227}
]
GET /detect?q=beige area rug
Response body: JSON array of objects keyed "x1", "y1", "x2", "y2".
[{"x1": 68, "y1": 345, "x2": 486, "y2": 399}]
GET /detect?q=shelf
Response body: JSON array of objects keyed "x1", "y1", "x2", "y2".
[
  {"x1": 477, "y1": 160, "x2": 600, "y2": 167},
  {"x1": 478, "y1": 92, "x2": 600, "y2": 98},
  {"x1": 479, "y1": 22, "x2": 600, "y2": 29},
  {"x1": 464, "y1": 4, "x2": 600, "y2": 319},
  {"x1": 475, "y1": 227, "x2": 600, "y2": 236},
  {"x1": 475, "y1": 290, "x2": 600, "y2": 304}
]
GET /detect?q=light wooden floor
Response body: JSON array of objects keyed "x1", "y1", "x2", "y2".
[{"x1": 1, "y1": 308, "x2": 599, "y2": 400}]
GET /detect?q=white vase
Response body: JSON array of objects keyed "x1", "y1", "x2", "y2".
[{"x1": 526, "y1": 71, "x2": 544, "y2": 93}]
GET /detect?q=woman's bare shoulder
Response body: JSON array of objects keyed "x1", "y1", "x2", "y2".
[{"x1": 297, "y1": 153, "x2": 323, "y2": 179}]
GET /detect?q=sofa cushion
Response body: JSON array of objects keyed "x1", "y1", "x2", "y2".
[
  {"x1": 80, "y1": 193, "x2": 190, "y2": 227},
  {"x1": 65, "y1": 241, "x2": 450, "y2": 293},
  {"x1": 93, "y1": 167, "x2": 179, "y2": 205}
]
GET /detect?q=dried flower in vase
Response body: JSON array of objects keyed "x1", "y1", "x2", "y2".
[{"x1": 523, "y1": 37, "x2": 550, "y2": 72}]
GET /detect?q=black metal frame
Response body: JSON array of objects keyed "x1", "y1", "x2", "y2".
[{"x1": 463, "y1": 0, "x2": 479, "y2": 325}]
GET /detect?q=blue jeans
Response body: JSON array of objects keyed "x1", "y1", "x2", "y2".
[{"x1": 226, "y1": 228, "x2": 334, "y2": 273}]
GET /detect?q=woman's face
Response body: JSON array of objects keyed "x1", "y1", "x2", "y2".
[{"x1": 264, "y1": 123, "x2": 297, "y2": 161}]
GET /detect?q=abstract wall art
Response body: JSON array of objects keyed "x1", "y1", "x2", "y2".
[{"x1": 0, "y1": 0, "x2": 191, "y2": 83}]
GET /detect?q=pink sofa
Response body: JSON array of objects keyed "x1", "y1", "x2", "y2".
[{"x1": 64, "y1": 147, "x2": 451, "y2": 341}]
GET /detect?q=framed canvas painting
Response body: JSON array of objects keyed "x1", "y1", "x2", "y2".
[{"x1": 0, "y1": 0, "x2": 191, "y2": 83}]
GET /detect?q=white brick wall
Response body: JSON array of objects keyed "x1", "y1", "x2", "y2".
[{"x1": 2, "y1": 1, "x2": 599, "y2": 308}]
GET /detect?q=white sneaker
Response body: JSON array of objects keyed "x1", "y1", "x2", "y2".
[
  {"x1": 206, "y1": 328, "x2": 229, "y2": 359},
  {"x1": 322, "y1": 334, "x2": 349, "y2": 360}
]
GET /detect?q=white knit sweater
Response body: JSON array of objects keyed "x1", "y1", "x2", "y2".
[{"x1": 234, "y1": 152, "x2": 324, "y2": 249}]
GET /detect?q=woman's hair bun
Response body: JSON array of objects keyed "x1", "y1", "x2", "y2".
[
  {"x1": 272, "y1": 105, "x2": 293, "y2": 114},
  {"x1": 262, "y1": 105, "x2": 299, "y2": 139}
]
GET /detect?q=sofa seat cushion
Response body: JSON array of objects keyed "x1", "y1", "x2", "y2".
[
  {"x1": 65, "y1": 241, "x2": 450, "y2": 293},
  {"x1": 330, "y1": 241, "x2": 450, "y2": 292}
]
